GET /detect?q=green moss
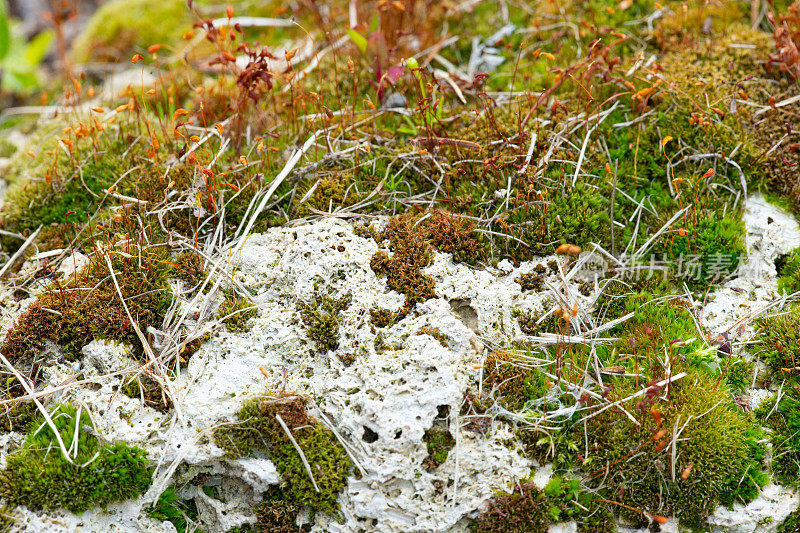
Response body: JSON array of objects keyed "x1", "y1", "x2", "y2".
[
  {"x1": 293, "y1": 173, "x2": 363, "y2": 216},
  {"x1": 213, "y1": 395, "x2": 352, "y2": 516},
  {"x1": 71, "y1": 0, "x2": 192, "y2": 63},
  {"x1": 756, "y1": 391, "x2": 800, "y2": 488},
  {"x1": 579, "y1": 369, "x2": 767, "y2": 529},
  {"x1": 483, "y1": 351, "x2": 556, "y2": 412},
  {"x1": 298, "y1": 290, "x2": 351, "y2": 354},
  {"x1": 776, "y1": 247, "x2": 800, "y2": 294},
  {"x1": 146, "y1": 486, "x2": 199, "y2": 533},
  {"x1": 754, "y1": 307, "x2": 800, "y2": 383},
  {"x1": 217, "y1": 291, "x2": 259, "y2": 333},
  {"x1": 778, "y1": 502, "x2": 800, "y2": 533},
  {"x1": 723, "y1": 357, "x2": 755, "y2": 393},
  {"x1": 0, "y1": 400, "x2": 38, "y2": 434},
  {"x1": 0, "y1": 404, "x2": 151, "y2": 513},
  {"x1": 422, "y1": 427, "x2": 455, "y2": 471}
]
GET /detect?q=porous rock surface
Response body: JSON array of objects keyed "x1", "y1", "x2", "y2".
[{"x1": 2, "y1": 195, "x2": 799, "y2": 532}]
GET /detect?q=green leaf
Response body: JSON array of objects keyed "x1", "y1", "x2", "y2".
[
  {"x1": 369, "y1": 13, "x2": 380, "y2": 33},
  {"x1": 0, "y1": 1, "x2": 9, "y2": 60},
  {"x1": 24, "y1": 30, "x2": 53, "y2": 66},
  {"x1": 345, "y1": 29, "x2": 367, "y2": 56}
]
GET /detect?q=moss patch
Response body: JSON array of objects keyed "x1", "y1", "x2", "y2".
[
  {"x1": 217, "y1": 291, "x2": 259, "y2": 332},
  {"x1": 0, "y1": 404, "x2": 151, "y2": 513},
  {"x1": 298, "y1": 290, "x2": 351, "y2": 354},
  {"x1": 214, "y1": 395, "x2": 352, "y2": 516}
]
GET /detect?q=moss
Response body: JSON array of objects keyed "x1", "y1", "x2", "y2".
[
  {"x1": 293, "y1": 173, "x2": 363, "y2": 216},
  {"x1": 251, "y1": 491, "x2": 309, "y2": 532},
  {"x1": 1, "y1": 247, "x2": 179, "y2": 397},
  {"x1": 470, "y1": 481, "x2": 551, "y2": 533},
  {"x1": 121, "y1": 373, "x2": 173, "y2": 412},
  {"x1": 417, "y1": 326, "x2": 448, "y2": 347},
  {"x1": 471, "y1": 476, "x2": 614, "y2": 533},
  {"x1": 423, "y1": 210, "x2": 485, "y2": 265},
  {"x1": 70, "y1": 0, "x2": 192, "y2": 63},
  {"x1": 0, "y1": 400, "x2": 38, "y2": 434},
  {"x1": 516, "y1": 264, "x2": 547, "y2": 292},
  {"x1": 217, "y1": 291, "x2": 259, "y2": 332},
  {"x1": 776, "y1": 247, "x2": 800, "y2": 294},
  {"x1": 0, "y1": 404, "x2": 151, "y2": 513},
  {"x1": 0, "y1": 506, "x2": 14, "y2": 532},
  {"x1": 754, "y1": 307, "x2": 800, "y2": 383},
  {"x1": 778, "y1": 502, "x2": 800, "y2": 533},
  {"x1": 146, "y1": 486, "x2": 200, "y2": 533},
  {"x1": 422, "y1": 427, "x2": 455, "y2": 471},
  {"x1": 298, "y1": 290, "x2": 351, "y2": 354},
  {"x1": 213, "y1": 395, "x2": 352, "y2": 516},
  {"x1": 370, "y1": 215, "x2": 436, "y2": 308},
  {"x1": 756, "y1": 391, "x2": 800, "y2": 488},
  {"x1": 723, "y1": 357, "x2": 755, "y2": 393},
  {"x1": 483, "y1": 351, "x2": 555, "y2": 412},
  {"x1": 579, "y1": 368, "x2": 768, "y2": 529}
]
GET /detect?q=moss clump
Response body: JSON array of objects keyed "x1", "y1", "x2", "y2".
[
  {"x1": 516, "y1": 264, "x2": 547, "y2": 292},
  {"x1": 214, "y1": 395, "x2": 352, "y2": 516},
  {"x1": 370, "y1": 215, "x2": 436, "y2": 308},
  {"x1": 298, "y1": 290, "x2": 351, "y2": 354},
  {"x1": 0, "y1": 404, "x2": 151, "y2": 513},
  {"x1": 422, "y1": 427, "x2": 455, "y2": 471},
  {"x1": 778, "y1": 502, "x2": 800, "y2": 533},
  {"x1": 70, "y1": 0, "x2": 192, "y2": 62},
  {"x1": 723, "y1": 357, "x2": 755, "y2": 393},
  {"x1": 423, "y1": 210, "x2": 485, "y2": 265},
  {"x1": 0, "y1": 400, "x2": 38, "y2": 434},
  {"x1": 217, "y1": 291, "x2": 259, "y2": 332},
  {"x1": 146, "y1": 486, "x2": 199, "y2": 533},
  {"x1": 293, "y1": 173, "x2": 363, "y2": 216},
  {"x1": 776, "y1": 247, "x2": 800, "y2": 294},
  {"x1": 754, "y1": 307, "x2": 800, "y2": 382},
  {"x1": 471, "y1": 476, "x2": 614, "y2": 533},
  {"x1": 1, "y1": 248, "x2": 179, "y2": 397},
  {"x1": 756, "y1": 391, "x2": 800, "y2": 488},
  {"x1": 580, "y1": 369, "x2": 767, "y2": 529},
  {"x1": 417, "y1": 326, "x2": 448, "y2": 347}
]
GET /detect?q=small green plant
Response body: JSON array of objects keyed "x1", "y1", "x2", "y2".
[
  {"x1": 754, "y1": 307, "x2": 800, "y2": 382},
  {"x1": 422, "y1": 427, "x2": 455, "y2": 471},
  {"x1": 0, "y1": 404, "x2": 151, "y2": 513},
  {"x1": 777, "y1": 247, "x2": 800, "y2": 294},
  {"x1": 471, "y1": 476, "x2": 614, "y2": 533}
]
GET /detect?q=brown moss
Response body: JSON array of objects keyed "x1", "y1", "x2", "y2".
[{"x1": 370, "y1": 215, "x2": 436, "y2": 307}]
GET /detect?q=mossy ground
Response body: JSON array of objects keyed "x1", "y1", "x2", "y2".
[{"x1": 1, "y1": 0, "x2": 800, "y2": 529}]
